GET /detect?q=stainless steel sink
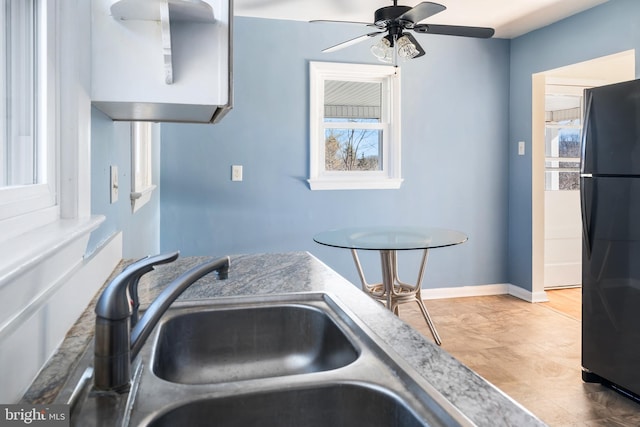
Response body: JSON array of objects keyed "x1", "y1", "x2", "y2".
[
  {"x1": 59, "y1": 293, "x2": 475, "y2": 427},
  {"x1": 152, "y1": 304, "x2": 358, "y2": 384},
  {"x1": 146, "y1": 384, "x2": 427, "y2": 427}
]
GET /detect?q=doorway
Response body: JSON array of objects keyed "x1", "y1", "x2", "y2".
[
  {"x1": 531, "y1": 50, "x2": 636, "y2": 297},
  {"x1": 543, "y1": 81, "x2": 583, "y2": 289}
]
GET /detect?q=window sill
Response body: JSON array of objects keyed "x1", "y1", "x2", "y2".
[
  {"x1": 308, "y1": 178, "x2": 403, "y2": 191},
  {"x1": 0, "y1": 216, "x2": 105, "y2": 290},
  {"x1": 130, "y1": 184, "x2": 157, "y2": 213}
]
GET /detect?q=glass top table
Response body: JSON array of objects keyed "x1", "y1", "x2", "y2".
[
  {"x1": 313, "y1": 226, "x2": 468, "y2": 251},
  {"x1": 314, "y1": 226, "x2": 468, "y2": 346}
]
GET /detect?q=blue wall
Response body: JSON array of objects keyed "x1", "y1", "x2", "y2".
[
  {"x1": 88, "y1": 107, "x2": 161, "y2": 259},
  {"x1": 160, "y1": 17, "x2": 510, "y2": 288},
  {"x1": 508, "y1": 0, "x2": 640, "y2": 291},
  {"x1": 87, "y1": 0, "x2": 640, "y2": 292}
]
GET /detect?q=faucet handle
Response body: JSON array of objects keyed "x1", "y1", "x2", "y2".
[
  {"x1": 96, "y1": 251, "x2": 180, "y2": 321},
  {"x1": 123, "y1": 251, "x2": 180, "y2": 277},
  {"x1": 125, "y1": 252, "x2": 180, "y2": 326}
]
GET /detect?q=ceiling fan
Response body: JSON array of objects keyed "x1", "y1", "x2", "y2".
[{"x1": 312, "y1": 1, "x2": 494, "y2": 63}]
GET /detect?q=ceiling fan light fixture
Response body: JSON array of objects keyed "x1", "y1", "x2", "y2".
[
  {"x1": 396, "y1": 34, "x2": 420, "y2": 60},
  {"x1": 317, "y1": 2, "x2": 494, "y2": 62},
  {"x1": 370, "y1": 36, "x2": 393, "y2": 63}
]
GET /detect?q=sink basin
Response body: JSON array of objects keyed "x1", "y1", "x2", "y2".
[
  {"x1": 61, "y1": 293, "x2": 476, "y2": 427},
  {"x1": 146, "y1": 384, "x2": 428, "y2": 427},
  {"x1": 152, "y1": 303, "x2": 359, "y2": 384}
]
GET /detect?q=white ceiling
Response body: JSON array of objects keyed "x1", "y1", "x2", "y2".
[{"x1": 234, "y1": 0, "x2": 608, "y2": 39}]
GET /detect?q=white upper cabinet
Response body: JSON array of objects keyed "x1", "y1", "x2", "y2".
[{"x1": 92, "y1": 0, "x2": 232, "y2": 123}]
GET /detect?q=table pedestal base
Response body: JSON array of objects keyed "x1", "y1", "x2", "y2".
[{"x1": 350, "y1": 249, "x2": 442, "y2": 346}]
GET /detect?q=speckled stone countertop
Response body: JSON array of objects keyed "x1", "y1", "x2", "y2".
[{"x1": 22, "y1": 252, "x2": 546, "y2": 426}]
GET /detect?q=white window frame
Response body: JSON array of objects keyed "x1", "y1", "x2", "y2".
[
  {"x1": 1, "y1": 0, "x2": 102, "y2": 287},
  {"x1": 130, "y1": 121, "x2": 156, "y2": 213},
  {"x1": 308, "y1": 61, "x2": 402, "y2": 190},
  {"x1": 544, "y1": 83, "x2": 586, "y2": 192},
  {"x1": 0, "y1": 0, "x2": 57, "y2": 236},
  {"x1": 0, "y1": 0, "x2": 108, "y2": 403}
]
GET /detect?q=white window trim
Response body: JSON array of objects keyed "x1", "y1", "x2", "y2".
[
  {"x1": 0, "y1": 0, "x2": 56, "y2": 226},
  {"x1": 130, "y1": 121, "x2": 156, "y2": 213},
  {"x1": 130, "y1": 185, "x2": 156, "y2": 213},
  {"x1": 308, "y1": 61, "x2": 402, "y2": 191},
  {"x1": 0, "y1": 0, "x2": 103, "y2": 291}
]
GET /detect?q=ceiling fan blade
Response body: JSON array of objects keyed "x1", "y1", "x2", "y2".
[
  {"x1": 413, "y1": 24, "x2": 495, "y2": 38},
  {"x1": 398, "y1": 2, "x2": 446, "y2": 25},
  {"x1": 239, "y1": 0, "x2": 296, "y2": 7},
  {"x1": 322, "y1": 32, "x2": 383, "y2": 53},
  {"x1": 310, "y1": 19, "x2": 374, "y2": 26}
]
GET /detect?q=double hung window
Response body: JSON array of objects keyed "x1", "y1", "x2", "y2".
[
  {"x1": 544, "y1": 91, "x2": 583, "y2": 191},
  {"x1": 1, "y1": 0, "x2": 56, "y2": 229},
  {"x1": 309, "y1": 62, "x2": 402, "y2": 190}
]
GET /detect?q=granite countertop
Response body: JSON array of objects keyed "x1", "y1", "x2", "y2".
[{"x1": 22, "y1": 251, "x2": 545, "y2": 426}]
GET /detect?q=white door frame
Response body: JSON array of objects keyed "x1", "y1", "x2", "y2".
[{"x1": 531, "y1": 50, "x2": 636, "y2": 300}]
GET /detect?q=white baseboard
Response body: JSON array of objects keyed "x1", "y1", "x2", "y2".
[
  {"x1": 422, "y1": 284, "x2": 509, "y2": 300},
  {"x1": 422, "y1": 283, "x2": 549, "y2": 303},
  {"x1": 508, "y1": 284, "x2": 549, "y2": 303}
]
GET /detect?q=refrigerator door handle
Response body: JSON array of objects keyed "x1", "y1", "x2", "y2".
[
  {"x1": 580, "y1": 175, "x2": 592, "y2": 257},
  {"x1": 580, "y1": 90, "x2": 593, "y2": 175}
]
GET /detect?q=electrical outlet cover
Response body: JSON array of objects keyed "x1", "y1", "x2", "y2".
[
  {"x1": 110, "y1": 165, "x2": 119, "y2": 203},
  {"x1": 231, "y1": 165, "x2": 243, "y2": 181}
]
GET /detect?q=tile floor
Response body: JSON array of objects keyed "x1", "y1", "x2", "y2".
[{"x1": 399, "y1": 289, "x2": 640, "y2": 426}]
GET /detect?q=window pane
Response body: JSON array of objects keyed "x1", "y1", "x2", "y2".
[
  {"x1": 1, "y1": 0, "x2": 37, "y2": 187},
  {"x1": 325, "y1": 127, "x2": 382, "y2": 171},
  {"x1": 324, "y1": 80, "x2": 382, "y2": 122},
  {"x1": 132, "y1": 122, "x2": 152, "y2": 190},
  {"x1": 545, "y1": 117, "x2": 581, "y2": 191}
]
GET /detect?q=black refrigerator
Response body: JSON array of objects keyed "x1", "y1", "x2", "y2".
[{"x1": 581, "y1": 78, "x2": 640, "y2": 401}]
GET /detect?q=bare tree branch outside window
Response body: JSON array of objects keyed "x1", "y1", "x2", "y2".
[{"x1": 325, "y1": 120, "x2": 381, "y2": 171}]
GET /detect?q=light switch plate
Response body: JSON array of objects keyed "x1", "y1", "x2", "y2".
[
  {"x1": 110, "y1": 165, "x2": 119, "y2": 203},
  {"x1": 518, "y1": 141, "x2": 525, "y2": 156}
]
